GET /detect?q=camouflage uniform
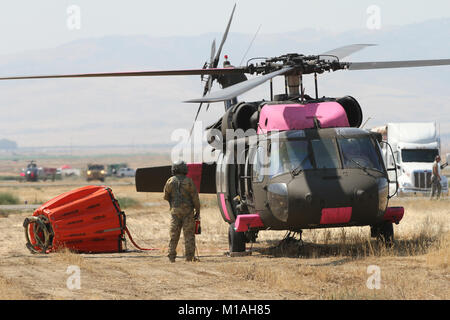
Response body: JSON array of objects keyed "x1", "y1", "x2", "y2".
[
  {"x1": 430, "y1": 158, "x2": 442, "y2": 200},
  {"x1": 164, "y1": 174, "x2": 200, "y2": 262}
]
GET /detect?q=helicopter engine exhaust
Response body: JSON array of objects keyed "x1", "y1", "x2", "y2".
[
  {"x1": 220, "y1": 102, "x2": 259, "y2": 138},
  {"x1": 335, "y1": 95, "x2": 363, "y2": 128}
]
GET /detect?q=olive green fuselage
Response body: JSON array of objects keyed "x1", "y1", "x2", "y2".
[{"x1": 216, "y1": 127, "x2": 391, "y2": 230}]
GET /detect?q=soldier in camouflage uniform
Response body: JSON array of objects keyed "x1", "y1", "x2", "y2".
[{"x1": 164, "y1": 161, "x2": 200, "y2": 262}]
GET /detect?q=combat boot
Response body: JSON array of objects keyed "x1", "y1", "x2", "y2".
[{"x1": 186, "y1": 256, "x2": 199, "y2": 262}]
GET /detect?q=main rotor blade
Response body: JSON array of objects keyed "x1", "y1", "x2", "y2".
[
  {"x1": 0, "y1": 67, "x2": 246, "y2": 81},
  {"x1": 192, "y1": 76, "x2": 213, "y2": 135},
  {"x1": 205, "y1": 75, "x2": 214, "y2": 95},
  {"x1": 188, "y1": 5, "x2": 236, "y2": 133},
  {"x1": 321, "y1": 44, "x2": 376, "y2": 60},
  {"x1": 189, "y1": 102, "x2": 204, "y2": 137},
  {"x1": 347, "y1": 59, "x2": 450, "y2": 70},
  {"x1": 212, "y1": 3, "x2": 236, "y2": 68},
  {"x1": 210, "y1": 40, "x2": 216, "y2": 65},
  {"x1": 185, "y1": 67, "x2": 293, "y2": 103}
]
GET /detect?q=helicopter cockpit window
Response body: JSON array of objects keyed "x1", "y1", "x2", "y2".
[
  {"x1": 252, "y1": 146, "x2": 266, "y2": 182},
  {"x1": 269, "y1": 140, "x2": 312, "y2": 176},
  {"x1": 311, "y1": 139, "x2": 340, "y2": 169},
  {"x1": 338, "y1": 137, "x2": 383, "y2": 171}
]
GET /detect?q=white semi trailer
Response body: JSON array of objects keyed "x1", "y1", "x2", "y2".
[{"x1": 371, "y1": 122, "x2": 448, "y2": 196}]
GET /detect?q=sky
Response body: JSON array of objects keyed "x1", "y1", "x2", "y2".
[
  {"x1": 0, "y1": 1, "x2": 449, "y2": 149},
  {"x1": 1, "y1": 0, "x2": 450, "y2": 55}
]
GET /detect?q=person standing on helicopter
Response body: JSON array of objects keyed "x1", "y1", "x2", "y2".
[{"x1": 163, "y1": 160, "x2": 200, "y2": 262}]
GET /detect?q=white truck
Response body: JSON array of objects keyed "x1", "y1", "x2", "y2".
[
  {"x1": 116, "y1": 167, "x2": 135, "y2": 177},
  {"x1": 371, "y1": 122, "x2": 448, "y2": 196}
]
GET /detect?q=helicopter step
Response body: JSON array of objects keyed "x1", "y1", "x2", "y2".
[{"x1": 228, "y1": 222, "x2": 246, "y2": 253}]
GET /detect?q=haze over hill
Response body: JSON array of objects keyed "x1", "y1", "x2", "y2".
[{"x1": 0, "y1": 18, "x2": 449, "y2": 149}]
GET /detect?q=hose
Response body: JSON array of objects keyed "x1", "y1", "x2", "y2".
[
  {"x1": 23, "y1": 215, "x2": 53, "y2": 254},
  {"x1": 124, "y1": 226, "x2": 158, "y2": 251}
]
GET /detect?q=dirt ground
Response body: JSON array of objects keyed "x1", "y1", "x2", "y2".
[{"x1": 0, "y1": 178, "x2": 449, "y2": 300}]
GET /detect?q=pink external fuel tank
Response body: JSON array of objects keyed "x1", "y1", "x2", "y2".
[{"x1": 257, "y1": 101, "x2": 350, "y2": 133}]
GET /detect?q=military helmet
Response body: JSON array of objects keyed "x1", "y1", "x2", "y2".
[{"x1": 172, "y1": 160, "x2": 188, "y2": 175}]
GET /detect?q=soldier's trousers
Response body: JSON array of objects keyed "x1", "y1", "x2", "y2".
[
  {"x1": 168, "y1": 211, "x2": 195, "y2": 260},
  {"x1": 430, "y1": 177, "x2": 441, "y2": 199}
]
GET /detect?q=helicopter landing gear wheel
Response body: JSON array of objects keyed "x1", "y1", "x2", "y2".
[
  {"x1": 228, "y1": 223, "x2": 246, "y2": 253},
  {"x1": 371, "y1": 222, "x2": 394, "y2": 247}
]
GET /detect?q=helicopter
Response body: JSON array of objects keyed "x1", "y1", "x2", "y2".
[
  {"x1": 22, "y1": 160, "x2": 39, "y2": 182},
  {"x1": 1, "y1": 5, "x2": 450, "y2": 253}
]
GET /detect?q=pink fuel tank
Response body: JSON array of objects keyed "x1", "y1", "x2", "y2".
[{"x1": 257, "y1": 102, "x2": 350, "y2": 133}]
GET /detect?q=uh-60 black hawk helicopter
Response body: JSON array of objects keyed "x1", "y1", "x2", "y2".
[{"x1": 1, "y1": 5, "x2": 450, "y2": 253}]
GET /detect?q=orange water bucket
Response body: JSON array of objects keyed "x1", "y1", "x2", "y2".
[{"x1": 24, "y1": 186, "x2": 126, "y2": 254}]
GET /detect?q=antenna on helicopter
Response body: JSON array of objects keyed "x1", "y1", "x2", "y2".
[
  {"x1": 239, "y1": 24, "x2": 262, "y2": 66},
  {"x1": 361, "y1": 117, "x2": 372, "y2": 129}
]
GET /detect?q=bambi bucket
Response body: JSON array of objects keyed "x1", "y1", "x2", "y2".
[{"x1": 23, "y1": 186, "x2": 126, "y2": 254}]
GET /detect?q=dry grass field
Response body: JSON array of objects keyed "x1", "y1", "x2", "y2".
[{"x1": 0, "y1": 157, "x2": 449, "y2": 300}]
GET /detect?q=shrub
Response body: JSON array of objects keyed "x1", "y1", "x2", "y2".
[
  {"x1": 117, "y1": 197, "x2": 140, "y2": 209},
  {"x1": 0, "y1": 192, "x2": 20, "y2": 205},
  {"x1": 0, "y1": 176, "x2": 21, "y2": 181}
]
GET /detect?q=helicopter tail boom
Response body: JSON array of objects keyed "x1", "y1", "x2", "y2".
[{"x1": 135, "y1": 163, "x2": 216, "y2": 194}]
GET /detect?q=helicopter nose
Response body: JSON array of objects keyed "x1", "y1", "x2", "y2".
[{"x1": 278, "y1": 172, "x2": 382, "y2": 227}]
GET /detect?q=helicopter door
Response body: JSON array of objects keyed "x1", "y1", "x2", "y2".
[
  {"x1": 380, "y1": 141, "x2": 399, "y2": 198},
  {"x1": 244, "y1": 147, "x2": 256, "y2": 202},
  {"x1": 216, "y1": 151, "x2": 236, "y2": 223},
  {"x1": 228, "y1": 147, "x2": 251, "y2": 215},
  {"x1": 236, "y1": 148, "x2": 246, "y2": 196}
]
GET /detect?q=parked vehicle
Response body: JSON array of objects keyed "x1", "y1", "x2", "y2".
[
  {"x1": 23, "y1": 161, "x2": 39, "y2": 182},
  {"x1": 107, "y1": 163, "x2": 127, "y2": 176},
  {"x1": 371, "y1": 122, "x2": 448, "y2": 196},
  {"x1": 20, "y1": 161, "x2": 58, "y2": 182},
  {"x1": 86, "y1": 164, "x2": 106, "y2": 182},
  {"x1": 60, "y1": 165, "x2": 81, "y2": 177},
  {"x1": 116, "y1": 167, "x2": 135, "y2": 177},
  {"x1": 41, "y1": 167, "x2": 57, "y2": 181}
]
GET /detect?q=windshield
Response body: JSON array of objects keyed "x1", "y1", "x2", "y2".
[
  {"x1": 264, "y1": 138, "x2": 340, "y2": 177},
  {"x1": 401, "y1": 149, "x2": 438, "y2": 163},
  {"x1": 88, "y1": 165, "x2": 104, "y2": 170},
  {"x1": 254, "y1": 136, "x2": 384, "y2": 179},
  {"x1": 338, "y1": 137, "x2": 384, "y2": 171},
  {"x1": 268, "y1": 140, "x2": 313, "y2": 176},
  {"x1": 311, "y1": 139, "x2": 340, "y2": 169}
]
